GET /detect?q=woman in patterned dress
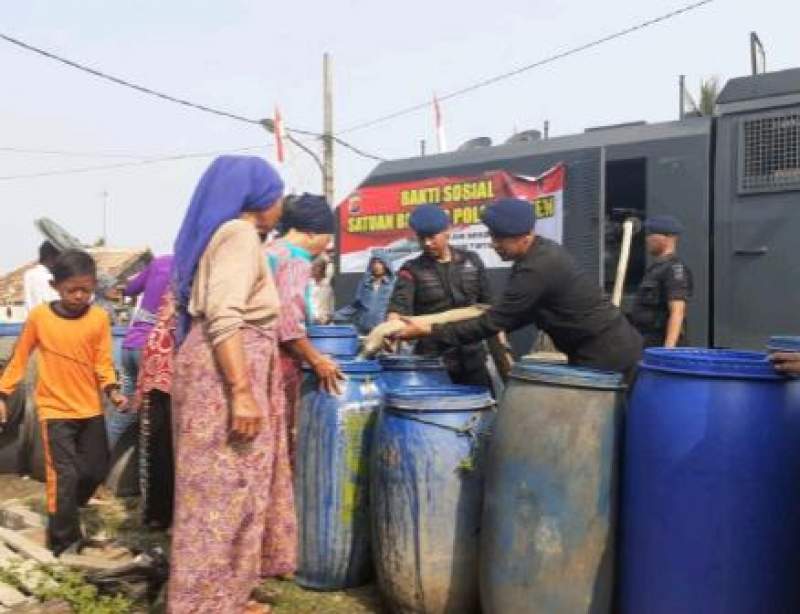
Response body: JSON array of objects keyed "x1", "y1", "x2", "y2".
[
  {"x1": 167, "y1": 156, "x2": 290, "y2": 614},
  {"x1": 263, "y1": 193, "x2": 343, "y2": 470}
]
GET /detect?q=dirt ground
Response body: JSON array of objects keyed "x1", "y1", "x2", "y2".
[{"x1": 0, "y1": 473, "x2": 386, "y2": 613}]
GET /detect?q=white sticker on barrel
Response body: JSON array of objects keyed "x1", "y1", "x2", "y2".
[{"x1": 535, "y1": 516, "x2": 563, "y2": 556}]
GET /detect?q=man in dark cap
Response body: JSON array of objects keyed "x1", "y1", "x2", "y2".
[
  {"x1": 394, "y1": 197, "x2": 643, "y2": 381},
  {"x1": 630, "y1": 215, "x2": 693, "y2": 348},
  {"x1": 386, "y1": 204, "x2": 493, "y2": 387}
]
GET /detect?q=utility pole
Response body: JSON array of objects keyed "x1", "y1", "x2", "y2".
[
  {"x1": 323, "y1": 53, "x2": 334, "y2": 205},
  {"x1": 101, "y1": 189, "x2": 109, "y2": 246},
  {"x1": 679, "y1": 74, "x2": 686, "y2": 120}
]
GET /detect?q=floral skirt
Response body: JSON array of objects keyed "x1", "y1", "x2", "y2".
[{"x1": 167, "y1": 324, "x2": 297, "y2": 614}]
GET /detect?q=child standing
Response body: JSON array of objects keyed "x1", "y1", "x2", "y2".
[{"x1": 0, "y1": 250, "x2": 127, "y2": 555}]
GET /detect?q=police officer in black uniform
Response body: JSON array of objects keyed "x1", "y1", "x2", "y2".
[
  {"x1": 630, "y1": 215, "x2": 693, "y2": 348},
  {"x1": 386, "y1": 204, "x2": 493, "y2": 387},
  {"x1": 394, "y1": 198, "x2": 643, "y2": 383}
]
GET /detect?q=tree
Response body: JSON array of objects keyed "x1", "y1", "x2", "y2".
[{"x1": 698, "y1": 76, "x2": 720, "y2": 116}]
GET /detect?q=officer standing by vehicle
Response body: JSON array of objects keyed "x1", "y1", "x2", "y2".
[
  {"x1": 393, "y1": 198, "x2": 643, "y2": 383},
  {"x1": 630, "y1": 215, "x2": 693, "y2": 348},
  {"x1": 386, "y1": 204, "x2": 493, "y2": 387}
]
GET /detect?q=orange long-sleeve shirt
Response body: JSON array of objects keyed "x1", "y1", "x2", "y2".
[{"x1": 0, "y1": 304, "x2": 117, "y2": 420}]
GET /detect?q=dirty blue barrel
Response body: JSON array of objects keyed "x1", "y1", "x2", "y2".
[
  {"x1": 295, "y1": 358, "x2": 383, "y2": 590},
  {"x1": 371, "y1": 385, "x2": 494, "y2": 614},
  {"x1": 620, "y1": 349, "x2": 800, "y2": 614},
  {"x1": 481, "y1": 361, "x2": 625, "y2": 614},
  {"x1": 377, "y1": 355, "x2": 451, "y2": 390},
  {"x1": 307, "y1": 324, "x2": 359, "y2": 357}
]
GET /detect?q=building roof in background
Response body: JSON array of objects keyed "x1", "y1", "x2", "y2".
[{"x1": 0, "y1": 247, "x2": 151, "y2": 305}]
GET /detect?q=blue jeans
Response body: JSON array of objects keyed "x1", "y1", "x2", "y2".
[{"x1": 105, "y1": 348, "x2": 141, "y2": 451}]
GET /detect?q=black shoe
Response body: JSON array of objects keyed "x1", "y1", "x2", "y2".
[{"x1": 53, "y1": 539, "x2": 84, "y2": 558}]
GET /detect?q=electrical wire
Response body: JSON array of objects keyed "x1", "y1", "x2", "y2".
[
  {"x1": 0, "y1": 146, "x2": 145, "y2": 159},
  {"x1": 0, "y1": 31, "x2": 384, "y2": 160},
  {"x1": 0, "y1": 145, "x2": 268, "y2": 181},
  {"x1": 338, "y1": 0, "x2": 716, "y2": 134}
]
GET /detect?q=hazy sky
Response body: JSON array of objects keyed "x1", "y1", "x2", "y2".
[{"x1": 1, "y1": 0, "x2": 796, "y2": 271}]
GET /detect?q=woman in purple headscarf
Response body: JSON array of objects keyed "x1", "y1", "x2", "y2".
[{"x1": 167, "y1": 156, "x2": 292, "y2": 614}]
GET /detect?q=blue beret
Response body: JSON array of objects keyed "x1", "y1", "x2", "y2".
[
  {"x1": 481, "y1": 198, "x2": 535, "y2": 237},
  {"x1": 409, "y1": 204, "x2": 450, "y2": 235},
  {"x1": 645, "y1": 215, "x2": 683, "y2": 236}
]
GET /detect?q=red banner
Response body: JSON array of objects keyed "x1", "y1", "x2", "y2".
[{"x1": 338, "y1": 164, "x2": 565, "y2": 272}]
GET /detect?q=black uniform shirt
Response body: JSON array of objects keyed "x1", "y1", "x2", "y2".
[
  {"x1": 630, "y1": 253, "x2": 693, "y2": 342},
  {"x1": 387, "y1": 247, "x2": 492, "y2": 373},
  {"x1": 388, "y1": 247, "x2": 491, "y2": 317},
  {"x1": 432, "y1": 237, "x2": 641, "y2": 370}
]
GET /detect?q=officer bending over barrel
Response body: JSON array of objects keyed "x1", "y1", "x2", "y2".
[
  {"x1": 393, "y1": 198, "x2": 643, "y2": 383},
  {"x1": 386, "y1": 204, "x2": 493, "y2": 387},
  {"x1": 629, "y1": 215, "x2": 693, "y2": 348}
]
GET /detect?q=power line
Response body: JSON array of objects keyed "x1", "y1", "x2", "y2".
[
  {"x1": 0, "y1": 31, "x2": 385, "y2": 161},
  {"x1": 332, "y1": 136, "x2": 386, "y2": 162},
  {"x1": 0, "y1": 145, "x2": 268, "y2": 181},
  {"x1": 0, "y1": 31, "x2": 264, "y2": 126},
  {"x1": 0, "y1": 133, "x2": 378, "y2": 181},
  {"x1": 339, "y1": 0, "x2": 716, "y2": 134},
  {"x1": 0, "y1": 146, "x2": 147, "y2": 159}
]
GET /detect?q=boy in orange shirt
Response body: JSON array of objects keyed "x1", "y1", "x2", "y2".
[{"x1": 0, "y1": 250, "x2": 127, "y2": 555}]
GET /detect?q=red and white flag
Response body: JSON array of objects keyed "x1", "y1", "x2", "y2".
[
  {"x1": 433, "y1": 94, "x2": 448, "y2": 153},
  {"x1": 274, "y1": 106, "x2": 286, "y2": 164}
]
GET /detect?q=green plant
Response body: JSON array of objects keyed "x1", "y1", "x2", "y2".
[{"x1": 0, "y1": 561, "x2": 137, "y2": 614}]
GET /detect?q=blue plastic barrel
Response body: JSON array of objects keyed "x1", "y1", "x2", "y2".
[
  {"x1": 620, "y1": 349, "x2": 800, "y2": 614},
  {"x1": 0, "y1": 323, "x2": 23, "y2": 337},
  {"x1": 371, "y1": 385, "x2": 494, "y2": 614},
  {"x1": 377, "y1": 355, "x2": 451, "y2": 390},
  {"x1": 295, "y1": 359, "x2": 383, "y2": 590},
  {"x1": 481, "y1": 360, "x2": 625, "y2": 614},
  {"x1": 0, "y1": 324, "x2": 26, "y2": 475},
  {"x1": 307, "y1": 324, "x2": 359, "y2": 357}
]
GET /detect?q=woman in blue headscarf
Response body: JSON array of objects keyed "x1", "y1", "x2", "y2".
[{"x1": 168, "y1": 156, "x2": 291, "y2": 614}]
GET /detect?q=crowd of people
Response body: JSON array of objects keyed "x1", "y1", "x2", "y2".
[{"x1": 0, "y1": 153, "x2": 797, "y2": 613}]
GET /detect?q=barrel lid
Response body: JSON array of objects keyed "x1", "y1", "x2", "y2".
[
  {"x1": 378, "y1": 355, "x2": 445, "y2": 371},
  {"x1": 307, "y1": 325, "x2": 358, "y2": 338},
  {"x1": 510, "y1": 360, "x2": 625, "y2": 390},
  {"x1": 641, "y1": 348, "x2": 783, "y2": 380},
  {"x1": 767, "y1": 336, "x2": 800, "y2": 353},
  {"x1": 386, "y1": 385, "x2": 493, "y2": 412},
  {"x1": 303, "y1": 358, "x2": 380, "y2": 374}
]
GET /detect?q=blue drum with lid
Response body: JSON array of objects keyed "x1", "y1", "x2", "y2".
[
  {"x1": 620, "y1": 348, "x2": 800, "y2": 614},
  {"x1": 371, "y1": 385, "x2": 494, "y2": 614},
  {"x1": 295, "y1": 358, "x2": 383, "y2": 590},
  {"x1": 377, "y1": 354, "x2": 451, "y2": 390},
  {"x1": 307, "y1": 324, "x2": 359, "y2": 357}
]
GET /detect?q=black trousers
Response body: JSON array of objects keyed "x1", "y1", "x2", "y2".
[
  {"x1": 140, "y1": 391, "x2": 174, "y2": 528},
  {"x1": 41, "y1": 415, "x2": 109, "y2": 554}
]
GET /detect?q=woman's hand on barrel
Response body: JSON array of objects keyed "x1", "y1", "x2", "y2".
[
  {"x1": 312, "y1": 355, "x2": 345, "y2": 395},
  {"x1": 770, "y1": 352, "x2": 800, "y2": 376},
  {"x1": 0, "y1": 400, "x2": 6, "y2": 424},
  {"x1": 392, "y1": 317, "x2": 432, "y2": 341},
  {"x1": 231, "y1": 390, "x2": 262, "y2": 440}
]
